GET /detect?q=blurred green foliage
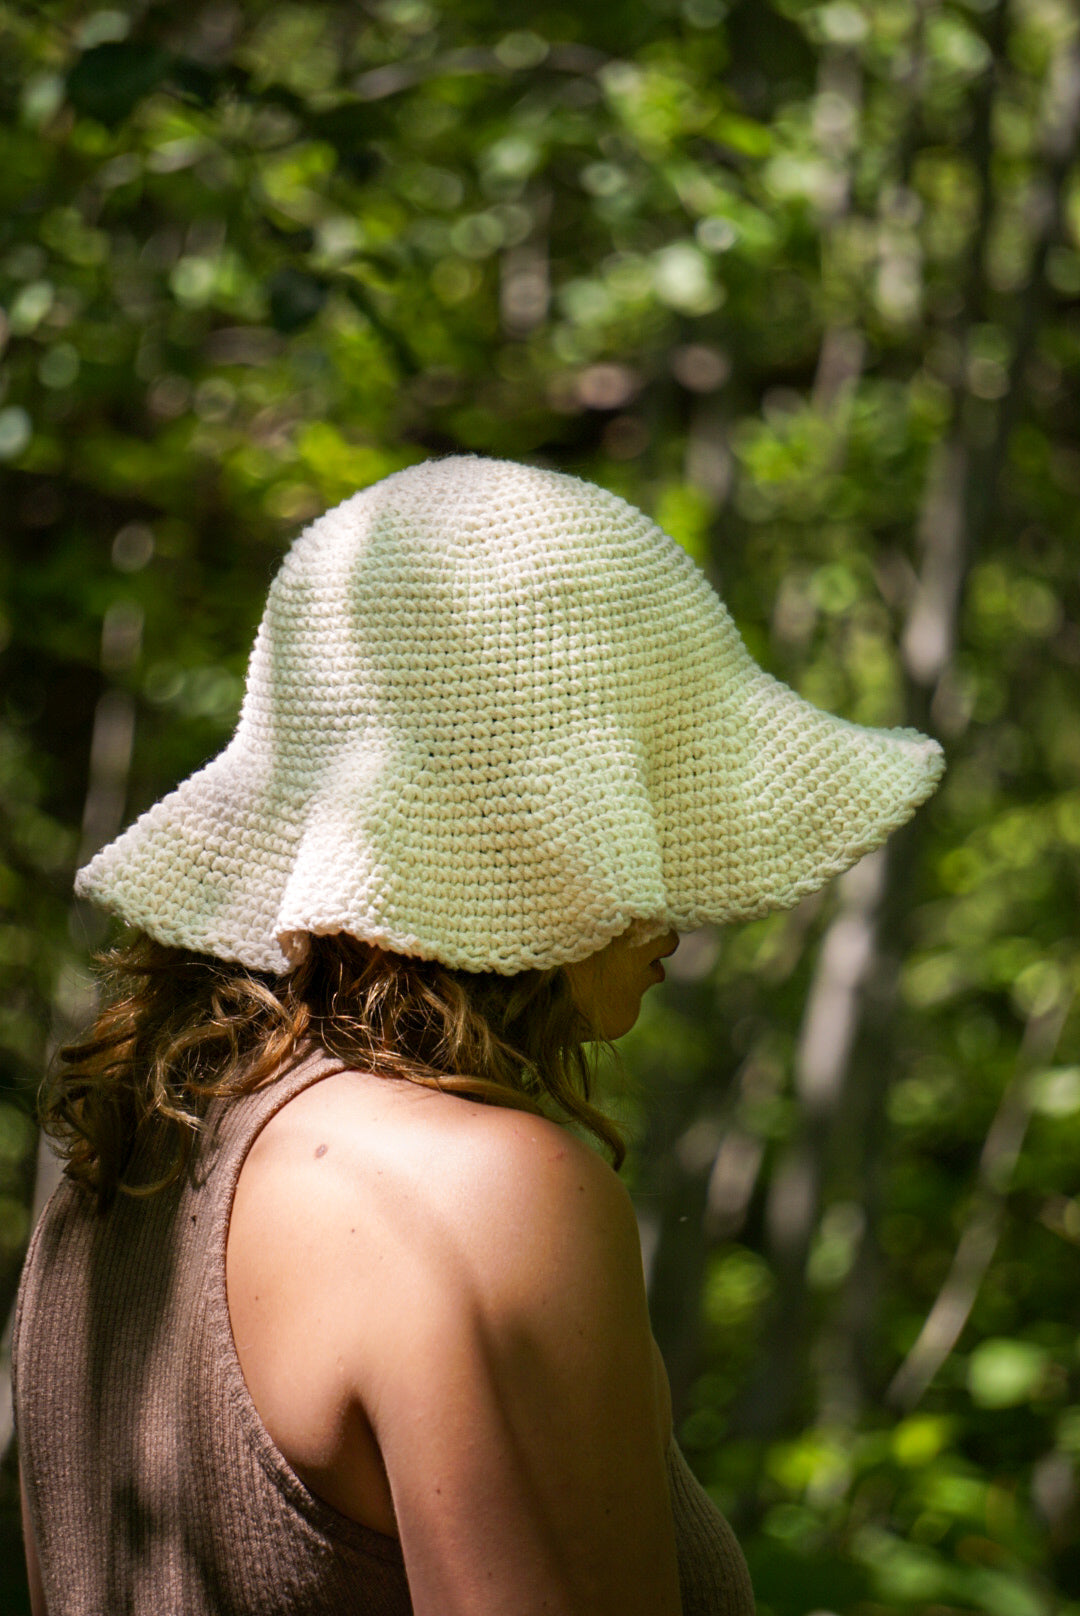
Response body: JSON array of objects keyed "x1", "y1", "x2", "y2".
[{"x1": 2, "y1": 0, "x2": 1079, "y2": 1611}]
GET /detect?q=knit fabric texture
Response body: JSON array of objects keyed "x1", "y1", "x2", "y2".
[
  {"x1": 76, "y1": 454, "x2": 944, "y2": 973},
  {"x1": 13, "y1": 1049, "x2": 755, "y2": 1616}
]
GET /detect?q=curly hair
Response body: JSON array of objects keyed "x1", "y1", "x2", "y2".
[{"x1": 41, "y1": 932, "x2": 624, "y2": 1212}]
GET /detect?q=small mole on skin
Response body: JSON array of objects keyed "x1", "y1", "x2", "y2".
[{"x1": 315, "y1": 1143, "x2": 328, "y2": 1158}]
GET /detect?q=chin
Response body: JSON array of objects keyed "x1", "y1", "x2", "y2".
[{"x1": 601, "y1": 1001, "x2": 643, "y2": 1041}]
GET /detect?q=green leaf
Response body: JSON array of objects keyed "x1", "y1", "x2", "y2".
[{"x1": 967, "y1": 1339, "x2": 1049, "y2": 1409}]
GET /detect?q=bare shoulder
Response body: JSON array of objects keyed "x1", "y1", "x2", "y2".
[
  {"x1": 240, "y1": 1069, "x2": 642, "y2": 1329},
  {"x1": 247, "y1": 1068, "x2": 632, "y2": 1241}
]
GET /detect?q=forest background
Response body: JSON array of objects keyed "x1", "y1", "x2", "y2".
[{"x1": 0, "y1": 0, "x2": 1078, "y2": 1611}]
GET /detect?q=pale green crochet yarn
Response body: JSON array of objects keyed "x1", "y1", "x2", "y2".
[{"x1": 76, "y1": 455, "x2": 944, "y2": 974}]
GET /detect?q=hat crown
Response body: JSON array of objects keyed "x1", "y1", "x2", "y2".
[{"x1": 242, "y1": 456, "x2": 724, "y2": 774}]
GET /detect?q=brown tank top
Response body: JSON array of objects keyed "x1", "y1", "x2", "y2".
[{"x1": 13, "y1": 1050, "x2": 754, "y2": 1615}]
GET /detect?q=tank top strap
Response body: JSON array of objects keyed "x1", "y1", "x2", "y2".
[{"x1": 199, "y1": 1043, "x2": 350, "y2": 1167}]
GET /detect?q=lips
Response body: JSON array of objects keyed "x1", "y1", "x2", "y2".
[{"x1": 646, "y1": 935, "x2": 679, "y2": 984}]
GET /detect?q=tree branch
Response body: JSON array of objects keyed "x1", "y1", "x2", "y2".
[{"x1": 887, "y1": 995, "x2": 1072, "y2": 1411}]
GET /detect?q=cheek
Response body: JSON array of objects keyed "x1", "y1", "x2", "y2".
[
  {"x1": 563, "y1": 958, "x2": 599, "y2": 1021},
  {"x1": 602, "y1": 962, "x2": 652, "y2": 1037},
  {"x1": 564, "y1": 941, "x2": 655, "y2": 1040}
]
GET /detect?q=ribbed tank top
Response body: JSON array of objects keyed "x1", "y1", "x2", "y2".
[{"x1": 13, "y1": 1050, "x2": 754, "y2": 1615}]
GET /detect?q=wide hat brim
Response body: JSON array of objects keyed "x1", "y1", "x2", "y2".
[
  {"x1": 76, "y1": 681, "x2": 942, "y2": 976},
  {"x1": 75, "y1": 457, "x2": 944, "y2": 973}
]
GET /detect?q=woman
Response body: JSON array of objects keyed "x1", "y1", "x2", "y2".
[{"x1": 13, "y1": 454, "x2": 943, "y2": 1614}]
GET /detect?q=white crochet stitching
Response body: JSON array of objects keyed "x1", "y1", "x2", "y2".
[{"x1": 76, "y1": 456, "x2": 944, "y2": 974}]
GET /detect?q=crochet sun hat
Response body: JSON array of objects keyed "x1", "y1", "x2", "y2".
[{"x1": 76, "y1": 455, "x2": 944, "y2": 974}]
